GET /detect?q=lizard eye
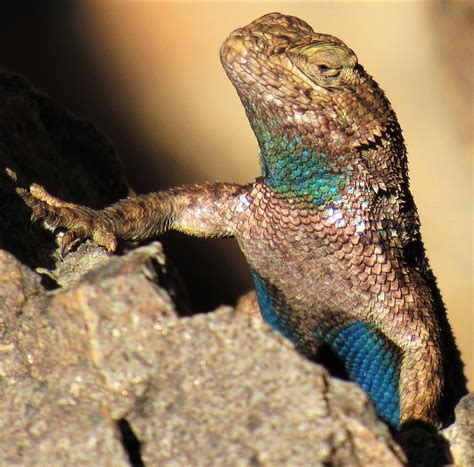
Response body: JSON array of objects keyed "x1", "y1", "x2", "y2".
[
  {"x1": 317, "y1": 64, "x2": 331, "y2": 72},
  {"x1": 251, "y1": 34, "x2": 268, "y2": 52},
  {"x1": 290, "y1": 43, "x2": 357, "y2": 84},
  {"x1": 314, "y1": 63, "x2": 342, "y2": 77}
]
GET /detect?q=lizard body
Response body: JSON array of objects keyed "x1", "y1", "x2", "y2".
[{"x1": 19, "y1": 13, "x2": 466, "y2": 430}]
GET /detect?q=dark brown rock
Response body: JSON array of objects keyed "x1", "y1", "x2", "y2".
[{"x1": 0, "y1": 71, "x2": 130, "y2": 269}]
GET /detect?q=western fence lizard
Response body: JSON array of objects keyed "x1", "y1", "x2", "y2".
[{"x1": 18, "y1": 12, "x2": 466, "y2": 430}]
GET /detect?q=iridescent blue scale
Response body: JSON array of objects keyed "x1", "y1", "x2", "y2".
[
  {"x1": 249, "y1": 118, "x2": 350, "y2": 206},
  {"x1": 251, "y1": 270, "x2": 297, "y2": 342},
  {"x1": 323, "y1": 321, "x2": 401, "y2": 428}
]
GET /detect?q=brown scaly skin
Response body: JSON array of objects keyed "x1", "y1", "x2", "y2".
[{"x1": 18, "y1": 13, "x2": 466, "y2": 430}]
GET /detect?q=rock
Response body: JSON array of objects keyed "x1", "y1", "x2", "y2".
[
  {"x1": 0, "y1": 243, "x2": 178, "y2": 465},
  {"x1": 129, "y1": 307, "x2": 405, "y2": 466},
  {"x1": 443, "y1": 394, "x2": 474, "y2": 466},
  {"x1": 0, "y1": 71, "x2": 130, "y2": 269},
  {"x1": 0, "y1": 243, "x2": 405, "y2": 466}
]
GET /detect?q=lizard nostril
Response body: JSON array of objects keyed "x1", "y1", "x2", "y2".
[
  {"x1": 228, "y1": 28, "x2": 244, "y2": 39},
  {"x1": 221, "y1": 34, "x2": 249, "y2": 65}
]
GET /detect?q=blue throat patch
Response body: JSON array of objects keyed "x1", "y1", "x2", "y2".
[{"x1": 250, "y1": 117, "x2": 350, "y2": 206}]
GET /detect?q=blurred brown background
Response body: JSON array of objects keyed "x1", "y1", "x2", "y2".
[{"x1": 0, "y1": 2, "x2": 471, "y2": 389}]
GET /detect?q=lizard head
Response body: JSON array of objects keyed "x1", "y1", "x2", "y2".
[{"x1": 220, "y1": 12, "x2": 397, "y2": 154}]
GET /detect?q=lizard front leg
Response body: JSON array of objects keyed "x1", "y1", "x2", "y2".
[
  {"x1": 370, "y1": 299, "x2": 443, "y2": 428},
  {"x1": 17, "y1": 182, "x2": 246, "y2": 253},
  {"x1": 323, "y1": 314, "x2": 443, "y2": 429},
  {"x1": 397, "y1": 325, "x2": 443, "y2": 427}
]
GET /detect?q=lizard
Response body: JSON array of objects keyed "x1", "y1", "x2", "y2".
[{"x1": 17, "y1": 12, "x2": 466, "y2": 430}]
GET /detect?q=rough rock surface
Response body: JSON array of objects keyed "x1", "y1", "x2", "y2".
[{"x1": 0, "y1": 243, "x2": 405, "y2": 466}]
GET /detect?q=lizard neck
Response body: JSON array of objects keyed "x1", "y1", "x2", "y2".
[{"x1": 248, "y1": 108, "x2": 351, "y2": 208}]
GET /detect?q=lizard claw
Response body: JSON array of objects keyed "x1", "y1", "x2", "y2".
[
  {"x1": 91, "y1": 229, "x2": 118, "y2": 253},
  {"x1": 17, "y1": 184, "x2": 118, "y2": 254},
  {"x1": 60, "y1": 230, "x2": 78, "y2": 257}
]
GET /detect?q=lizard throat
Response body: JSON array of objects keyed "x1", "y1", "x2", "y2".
[{"x1": 251, "y1": 116, "x2": 351, "y2": 207}]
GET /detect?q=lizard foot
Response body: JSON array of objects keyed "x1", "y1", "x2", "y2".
[
  {"x1": 17, "y1": 183, "x2": 118, "y2": 254},
  {"x1": 236, "y1": 290, "x2": 262, "y2": 318}
]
